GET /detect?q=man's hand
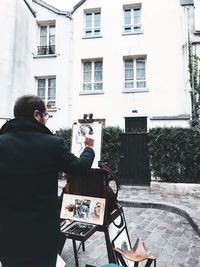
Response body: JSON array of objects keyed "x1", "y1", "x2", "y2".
[{"x1": 84, "y1": 136, "x2": 94, "y2": 148}]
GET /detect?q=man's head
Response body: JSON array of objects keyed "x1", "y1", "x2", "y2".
[{"x1": 14, "y1": 95, "x2": 49, "y2": 125}]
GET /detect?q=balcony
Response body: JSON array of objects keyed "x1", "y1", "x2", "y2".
[{"x1": 37, "y1": 45, "x2": 55, "y2": 55}]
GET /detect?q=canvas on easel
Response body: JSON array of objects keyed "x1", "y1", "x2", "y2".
[{"x1": 71, "y1": 121, "x2": 102, "y2": 168}]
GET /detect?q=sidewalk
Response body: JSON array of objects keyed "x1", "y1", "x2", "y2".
[
  {"x1": 118, "y1": 183, "x2": 200, "y2": 236},
  {"x1": 61, "y1": 184, "x2": 200, "y2": 267}
]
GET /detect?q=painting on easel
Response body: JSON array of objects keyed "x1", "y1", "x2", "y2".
[{"x1": 71, "y1": 121, "x2": 102, "y2": 168}]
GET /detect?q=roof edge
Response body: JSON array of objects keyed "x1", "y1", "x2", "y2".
[
  {"x1": 72, "y1": 0, "x2": 87, "y2": 14},
  {"x1": 32, "y1": 0, "x2": 71, "y2": 17},
  {"x1": 24, "y1": 0, "x2": 36, "y2": 17}
]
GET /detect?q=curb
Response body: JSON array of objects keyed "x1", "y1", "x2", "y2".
[{"x1": 119, "y1": 200, "x2": 200, "y2": 237}]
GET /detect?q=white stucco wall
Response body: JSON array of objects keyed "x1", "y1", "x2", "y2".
[
  {"x1": 32, "y1": 2, "x2": 72, "y2": 131},
  {"x1": 70, "y1": 0, "x2": 193, "y2": 129},
  {"x1": 0, "y1": 0, "x2": 35, "y2": 118}
]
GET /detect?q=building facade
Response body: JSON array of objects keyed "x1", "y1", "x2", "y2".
[{"x1": 0, "y1": 0, "x2": 200, "y2": 131}]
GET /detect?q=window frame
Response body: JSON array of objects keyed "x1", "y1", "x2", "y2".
[
  {"x1": 123, "y1": 56, "x2": 147, "y2": 93},
  {"x1": 36, "y1": 76, "x2": 56, "y2": 109},
  {"x1": 123, "y1": 4, "x2": 142, "y2": 35},
  {"x1": 81, "y1": 59, "x2": 103, "y2": 95},
  {"x1": 37, "y1": 22, "x2": 56, "y2": 55},
  {"x1": 83, "y1": 9, "x2": 102, "y2": 38}
]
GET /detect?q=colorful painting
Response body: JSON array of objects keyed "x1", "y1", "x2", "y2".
[{"x1": 60, "y1": 194, "x2": 106, "y2": 225}]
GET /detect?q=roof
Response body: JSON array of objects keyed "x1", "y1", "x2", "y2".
[
  {"x1": 32, "y1": 0, "x2": 71, "y2": 17},
  {"x1": 72, "y1": 0, "x2": 87, "y2": 13}
]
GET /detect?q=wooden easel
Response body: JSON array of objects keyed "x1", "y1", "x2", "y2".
[
  {"x1": 59, "y1": 166, "x2": 130, "y2": 266},
  {"x1": 58, "y1": 115, "x2": 129, "y2": 266}
]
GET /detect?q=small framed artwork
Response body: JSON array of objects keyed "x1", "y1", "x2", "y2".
[
  {"x1": 71, "y1": 121, "x2": 103, "y2": 168},
  {"x1": 60, "y1": 193, "x2": 106, "y2": 225}
]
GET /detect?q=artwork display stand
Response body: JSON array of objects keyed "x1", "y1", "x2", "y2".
[
  {"x1": 59, "y1": 115, "x2": 130, "y2": 266},
  {"x1": 59, "y1": 167, "x2": 130, "y2": 266}
]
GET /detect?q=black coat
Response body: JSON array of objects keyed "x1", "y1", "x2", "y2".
[{"x1": 0, "y1": 118, "x2": 95, "y2": 261}]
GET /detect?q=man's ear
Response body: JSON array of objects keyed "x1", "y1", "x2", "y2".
[{"x1": 33, "y1": 110, "x2": 41, "y2": 122}]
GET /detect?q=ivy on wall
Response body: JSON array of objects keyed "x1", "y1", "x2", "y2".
[{"x1": 188, "y1": 39, "x2": 200, "y2": 128}]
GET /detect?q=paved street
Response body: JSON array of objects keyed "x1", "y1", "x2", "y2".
[{"x1": 61, "y1": 186, "x2": 200, "y2": 267}]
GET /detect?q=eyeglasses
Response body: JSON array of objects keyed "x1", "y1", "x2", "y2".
[
  {"x1": 43, "y1": 112, "x2": 50, "y2": 121},
  {"x1": 37, "y1": 111, "x2": 50, "y2": 121}
]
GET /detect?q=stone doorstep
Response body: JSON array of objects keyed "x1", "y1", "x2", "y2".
[{"x1": 150, "y1": 181, "x2": 200, "y2": 197}]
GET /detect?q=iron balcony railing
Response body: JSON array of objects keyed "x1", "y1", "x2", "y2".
[{"x1": 37, "y1": 45, "x2": 55, "y2": 55}]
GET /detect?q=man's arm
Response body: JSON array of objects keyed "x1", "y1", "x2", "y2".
[{"x1": 57, "y1": 136, "x2": 95, "y2": 176}]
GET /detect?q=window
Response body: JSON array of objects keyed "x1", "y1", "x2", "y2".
[
  {"x1": 37, "y1": 77, "x2": 56, "y2": 108},
  {"x1": 37, "y1": 24, "x2": 55, "y2": 55},
  {"x1": 82, "y1": 60, "x2": 103, "y2": 93},
  {"x1": 123, "y1": 6, "x2": 141, "y2": 34},
  {"x1": 124, "y1": 58, "x2": 146, "y2": 91},
  {"x1": 84, "y1": 10, "x2": 101, "y2": 37}
]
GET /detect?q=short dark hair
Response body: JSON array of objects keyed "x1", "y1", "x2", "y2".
[
  {"x1": 79, "y1": 124, "x2": 94, "y2": 136},
  {"x1": 14, "y1": 95, "x2": 46, "y2": 118}
]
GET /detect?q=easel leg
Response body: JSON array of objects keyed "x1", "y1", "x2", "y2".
[
  {"x1": 104, "y1": 228, "x2": 116, "y2": 263},
  {"x1": 72, "y1": 239, "x2": 79, "y2": 267}
]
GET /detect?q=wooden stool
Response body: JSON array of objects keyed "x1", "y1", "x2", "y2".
[{"x1": 113, "y1": 237, "x2": 156, "y2": 267}]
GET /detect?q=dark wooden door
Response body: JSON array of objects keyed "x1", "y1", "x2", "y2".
[
  {"x1": 119, "y1": 117, "x2": 150, "y2": 185},
  {"x1": 118, "y1": 133, "x2": 151, "y2": 186}
]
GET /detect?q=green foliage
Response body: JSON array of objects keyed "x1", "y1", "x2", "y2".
[
  {"x1": 55, "y1": 128, "x2": 72, "y2": 150},
  {"x1": 55, "y1": 126, "x2": 122, "y2": 171},
  {"x1": 101, "y1": 126, "x2": 123, "y2": 171},
  {"x1": 148, "y1": 127, "x2": 200, "y2": 183},
  {"x1": 188, "y1": 39, "x2": 200, "y2": 127}
]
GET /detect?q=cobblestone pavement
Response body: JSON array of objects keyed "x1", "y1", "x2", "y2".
[{"x1": 61, "y1": 186, "x2": 200, "y2": 267}]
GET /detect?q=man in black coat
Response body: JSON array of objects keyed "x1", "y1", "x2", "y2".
[{"x1": 0, "y1": 95, "x2": 95, "y2": 267}]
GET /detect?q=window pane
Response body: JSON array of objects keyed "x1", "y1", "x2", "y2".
[
  {"x1": 94, "y1": 62, "x2": 102, "y2": 81},
  {"x1": 38, "y1": 79, "x2": 45, "y2": 98},
  {"x1": 84, "y1": 62, "x2": 92, "y2": 71},
  {"x1": 40, "y1": 26, "x2": 47, "y2": 46},
  {"x1": 134, "y1": 9, "x2": 141, "y2": 24},
  {"x1": 48, "y1": 78, "x2": 56, "y2": 100},
  {"x1": 94, "y1": 12, "x2": 101, "y2": 27},
  {"x1": 137, "y1": 81, "x2": 146, "y2": 88},
  {"x1": 84, "y1": 72, "x2": 92, "y2": 82},
  {"x1": 85, "y1": 13, "x2": 92, "y2": 28},
  {"x1": 49, "y1": 36, "x2": 55, "y2": 46},
  {"x1": 95, "y1": 62, "x2": 102, "y2": 70},
  {"x1": 83, "y1": 83, "x2": 92, "y2": 91},
  {"x1": 136, "y1": 59, "x2": 145, "y2": 79},
  {"x1": 40, "y1": 26, "x2": 47, "y2": 36},
  {"x1": 48, "y1": 100, "x2": 56, "y2": 106},
  {"x1": 95, "y1": 71, "x2": 102, "y2": 81},
  {"x1": 125, "y1": 69, "x2": 133, "y2": 80},
  {"x1": 125, "y1": 60, "x2": 134, "y2": 80},
  {"x1": 94, "y1": 83, "x2": 102, "y2": 90},
  {"x1": 49, "y1": 25, "x2": 55, "y2": 35},
  {"x1": 83, "y1": 62, "x2": 92, "y2": 82},
  {"x1": 125, "y1": 81, "x2": 134, "y2": 88},
  {"x1": 124, "y1": 9, "x2": 131, "y2": 25},
  {"x1": 94, "y1": 29, "x2": 100, "y2": 36},
  {"x1": 125, "y1": 60, "x2": 133, "y2": 68},
  {"x1": 85, "y1": 30, "x2": 92, "y2": 37},
  {"x1": 124, "y1": 26, "x2": 131, "y2": 33}
]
